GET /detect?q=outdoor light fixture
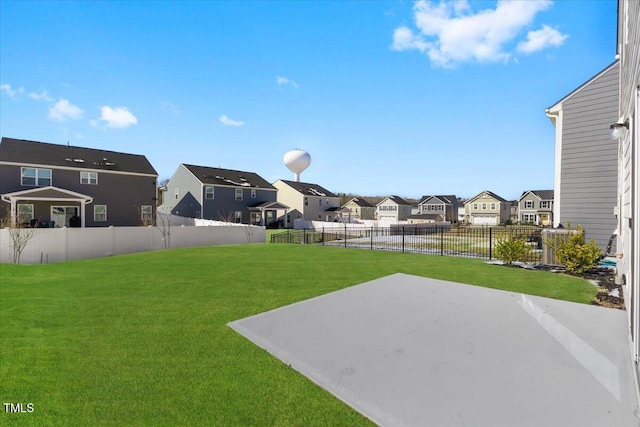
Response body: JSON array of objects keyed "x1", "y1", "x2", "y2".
[{"x1": 610, "y1": 119, "x2": 629, "y2": 139}]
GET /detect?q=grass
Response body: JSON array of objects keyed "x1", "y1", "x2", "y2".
[{"x1": 0, "y1": 244, "x2": 597, "y2": 426}]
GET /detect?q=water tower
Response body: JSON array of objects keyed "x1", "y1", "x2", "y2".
[{"x1": 283, "y1": 149, "x2": 311, "y2": 182}]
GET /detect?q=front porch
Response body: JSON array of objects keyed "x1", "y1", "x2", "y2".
[
  {"x1": 249, "y1": 201, "x2": 290, "y2": 228},
  {"x1": 1, "y1": 186, "x2": 93, "y2": 228}
]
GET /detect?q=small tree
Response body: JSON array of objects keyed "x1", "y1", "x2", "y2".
[
  {"x1": 547, "y1": 224, "x2": 601, "y2": 274},
  {"x1": 494, "y1": 231, "x2": 532, "y2": 265},
  {"x1": 155, "y1": 211, "x2": 172, "y2": 249},
  {"x1": 1, "y1": 214, "x2": 36, "y2": 264}
]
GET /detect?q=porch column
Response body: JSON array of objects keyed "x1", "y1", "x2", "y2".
[
  {"x1": 80, "y1": 201, "x2": 86, "y2": 228},
  {"x1": 10, "y1": 199, "x2": 17, "y2": 225}
]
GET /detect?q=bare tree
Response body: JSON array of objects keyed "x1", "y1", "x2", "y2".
[
  {"x1": 155, "y1": 211, "x2": 171, "y2": 249},
  {"x1": 244, "y1": 224, "x2": 256, "y2": 243},
  {"x1": 217, "y1": 210, "x2": 237, "y2": 223},
  {"x1": 1, "y1": 214, "x2": 36, "y2": 264}
]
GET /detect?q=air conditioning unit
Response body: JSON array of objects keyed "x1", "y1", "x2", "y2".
[{"x1": 541, "y1": 229, "x2": 578, "y2": 266}]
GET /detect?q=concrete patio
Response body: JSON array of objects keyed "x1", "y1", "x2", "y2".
[{"x1": 228, "y1": 273, "x2": 639, "y2": 427}]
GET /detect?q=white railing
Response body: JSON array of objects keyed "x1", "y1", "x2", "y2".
[{"x1": 0, "y1": 224, "x2": 265, "y2": 264}]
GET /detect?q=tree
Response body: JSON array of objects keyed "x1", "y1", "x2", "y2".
[{"x1": 1, "y1": 214, "x2": 36, "y2": 264}]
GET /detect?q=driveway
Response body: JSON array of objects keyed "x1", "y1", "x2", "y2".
[{"x1": 228, "y1": 273, "x2": 639, "y2": 426}]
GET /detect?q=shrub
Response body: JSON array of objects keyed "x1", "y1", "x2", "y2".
[
  {"x1": 552, "y1": 225, "x2": 602, "y2": 273},
  {"x1": 495, "y1": 231, "x2": 531, "y2": 265}
]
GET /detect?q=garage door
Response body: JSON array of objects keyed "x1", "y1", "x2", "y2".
[{"x1": 473, "y1": 216, "x2": 498, "y2": 225}]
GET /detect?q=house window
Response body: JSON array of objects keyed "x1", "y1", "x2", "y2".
[
  {"x1": 319, "y1": 199, "x2": 322, "y2": 206},
  {"x1": 234, "y1": 211, "x2": 242, "y2": 223},
  {"x1": 251, "y1": 189, "x2": 256, "y2": 199},
  {"x1": 473, "y1": 203, "x2": 478, "y2": 210},
  {"x1": 175, "y1": 188, "x2": 179, "y2": 200},
  {"x1": 482, "y1": 203, "x2": 487, "y2": 210},
  {"x1": 141, "y1": 205, "x2": 153, "y2": 222},
  {"x1": 304, "y1": 197, "x2": 309, "y2": 206},
  {"x1": 491, "y1": 203, "x2": 496, "y2": 210},
  {"x1": 94, "y1": 205, "x2": 107, "y2": 222},
  {"x1": 80, "y1": 171, "x2": 98, "y2": 185},
  {"x1": 205, "y1": 186, "x2": 215, "y2": 200},
  {"x1": 21, "y1": 167, "x2": 51, "y2": 186},
  {"x1": 522, "y1": 214, "x2": 536, "y2": 223},
  {"x1": 17, "y1": 204, "x2": 34, "y2": 224},
  {"x1": 525, "y1": 201, "x2": 534, "y2": 209},
  {"x1": 540, "y1": 201, "x2": 550, "y2": 209},
  {"x1": 235, "y1": 188, "x2": 243, "y2": 201}
]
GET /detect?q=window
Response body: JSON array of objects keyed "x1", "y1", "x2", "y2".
[
  {"x1": 80, "y1": 171, "x2": 98, "y2": 185},
  {"x1": 304, "y1": 197, "x2": 309, "y2": 206},
  {"x1": 491, "y1": 203, "x2": 496, "y2": 210},
  {"x1": 205, "y1": 186, "x2": 215, "y2": 199},
  {"x1": 141, "y1": 205, "x2": 153, "y2": 222},
  {"x1": 319, "y1": 199, "x2": 322, "y2": 206},
  {"x1": 175, "y1": 188, "x2": 179, "y2": 200},
  {"x1": 251, "y1": 189, "x2": 257, "y2": 199},
  {"x1": 540, "y1": 201, "x2": 550, "y2": 209},
  {"x1": 21, "y1": 167, "x2": 51, "y2": 186},
  {"x1": 17, "y1": 204, "x2": 34, "y2": 224},
  {"x1": 235, "y1": 188, "x2": 243, "y2": 201},
  {"x1": 525, "y1": 201, "x2": 534, "y2": 209},
  {"x1": 482, "y1": 203, "x2": 487, "y2": 210},
  {"x1": 94, "y1": 205, "x2": 107, "y2": 222},
  {"x1": 522, "y1": 214, "x2": 536, "y2": 223},
  {"x1": 473, "y1": 203, "x2": 478, "y2": 210},
  {"x1": 234, "y1": 211, "x2": 242, "y2": 223}
]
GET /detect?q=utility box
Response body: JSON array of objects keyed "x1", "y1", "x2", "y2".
[{"x1": 541, "y1": 229, "x2": 579, "y2": 266}]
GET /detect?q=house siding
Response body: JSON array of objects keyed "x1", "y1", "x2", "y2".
[
  {"x1": 557, "y1": 61, "x2": 619, "y2": 249},
  {"x1": 272, "y1": 180, "x2": 341, "y2": 223},
  {"x1": 162, "y1": 165, "x2": 203, "y2": 218},
  {"x1": 617, "y1": 0, "x2": 640, "y2": 372},
  {"x1": 0, "y1": 164, "x2": 157, "y2": 226}
]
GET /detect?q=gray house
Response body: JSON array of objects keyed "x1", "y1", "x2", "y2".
[
  {"x1": 518, "y1": 190, "x2": 554, "y2": 226},
  {"x1": 376, "y1": 195, "x2": 412, "y2": 223},
  {"x1": 417, "y1": 195, "x2": 458, "y2": 223},
  {"x1": 342, "y1": 197, "x2": 375, "y2": 221},
  {"x1": 160, "y1": 164, "x2": 284, "y2": 226},
  {"x1": 0, "y1": 137, "x2": 158, "y2": 227},
  {"x1": 545, "y1": 60, "x2": 619, "y2": 249}
]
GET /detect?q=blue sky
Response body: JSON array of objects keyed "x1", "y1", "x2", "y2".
[{"x1": 0, "y1": 0, "x2": 617, "y2": 200}]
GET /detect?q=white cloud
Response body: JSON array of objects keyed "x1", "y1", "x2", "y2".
[
  {"x1": 1, "y1": 83, "x2": 24, "y2": 98},
  {"x1": 276, "y1": 76, "x2": 299, "y2": 88},
  {"x1": 392, "y1": 0, "x2": 561, "y2": 67},
  {"x1": 97, "y1": 106, "x2": 138, "y2": 128},
  {"x1": 28, "y1": 90, "x2": 54, "y2": 102},
  {"x1": 219, "y1": 114, "x2": 244, "y2": 127},
  {"x1": 48, "y1": 99, "x2": 84, "y2": 121},
  {"x1": 517, "y1": 24, "x2": 568, "y2": 54}
]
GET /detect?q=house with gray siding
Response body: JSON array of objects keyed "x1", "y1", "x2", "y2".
[
  {"x1": 0, "y1": 137, "x2": 157, "y2": 227},
  {"x1": 465, "y1": 191, "x2": 510, "y2": 225},
  {"x1": 376, "y1": 195, "x2": 412, "y2": 223},
  {"x1": 160, "y1": 164, "x2": 283, "y2": 226},
  {"x1": 417, "y1": 195, "x2": 458, "y2": 223},
  {"x1": 342, "y1": 197, "x2": 375, "y2": 221},
  {"x1": 518, "y1": 190, "x2": 554, "y2": 226},
  {"x1": 545, "y1": 61, "x2": 619, "y2": 250},
  {"x1": 615, "y1": 0, "x2": 640, "y2": 378}
]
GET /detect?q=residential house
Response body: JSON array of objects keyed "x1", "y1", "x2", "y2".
[
  {"x1": 272, "y1": 179, "x2": 341, "y2": 224},
  {"x1": 518, "y1": 190, "x2": 554, "y2": 226},
  {"x1": 509, "y1": 200, "x2": 519, "y2": 224},
  {"x1": 376, "y1": 195, "x2": 412, "y2": 223},
  {"x1": 545, "y1": 61, "x2": 619, "y2": 249},
  {"x1": 160, "y1": 164, "x2": 284, "y2": 226},
  {"x1": 458, "y1": 201, "x2": 466, "y2": 223},
  {"x1": 464, "y1": 191, "x2": 510, "y2": 225},
  {"x1": 615, "y1": 0, "x2": 639, "y2": 376},
  {"x1": 342, "y1": 197, "x2": 375, "y2": 221},
  {"x1": 0, "y1": 137, "x2": 157, "y2": 227},
  {"x1": 417, "y1": 195, "x2": 458, "y2": 223},
  {"x1": 407, "y1": 213, "x2": 442, "y2": 224}
]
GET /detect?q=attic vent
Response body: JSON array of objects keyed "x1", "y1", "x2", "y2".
[
  {"x1": 239, "y1": 177, "x2": 247, "y2": 181},
  {"x1": 103, "y1": 158, "x2": 108, "y2": 161},
  {"x1": 65, "y1": 158, "x2": 72, "y2": 162},
  {"x1": 73, "y1": 159, "x2": 85, "y2": 163},
  {"x1": 105, "y1": 162, "x2": 116, "y2": 166}
]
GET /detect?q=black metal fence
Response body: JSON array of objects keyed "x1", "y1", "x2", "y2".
[{"x1": 270, "y1": 225, "x2": 544, "y2": 263}]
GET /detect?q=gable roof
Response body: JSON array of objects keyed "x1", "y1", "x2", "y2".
[
  {"x1": 0, "y1": 137, "x2": 157, "y2": 175},
  {"x1": 418, "y1": 195, "x2": 457, "y2": 205},
  {"x1": 519, "y1": 190, "x2": 554, "y2": 201},
  {"x1": 378, "y1": 195, "x2": 410, "y2": 206},
  {"x1": 343, "y1": 197, "x2": 373, "y2": 208},
  {"x1": 546, "y1": 60, "x2": 619, "y2": 111},
  {"x1": 183, "y1": 164, "x2": 275, "y2": 189},
  {"x1": 278, "y1": 179, "x2": 338, "y2": 198},
  {"x1": 467, "y1": 190, "x2": 508, "y2": 204}
]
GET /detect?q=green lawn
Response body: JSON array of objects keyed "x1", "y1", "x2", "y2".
[{"x1": 1, "y1": 244, "x2": 597, "y2": 426}]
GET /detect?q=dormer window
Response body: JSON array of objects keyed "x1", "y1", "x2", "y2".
[{"x1": 21, "y1": 167, "x2": 51, "y2": 186}]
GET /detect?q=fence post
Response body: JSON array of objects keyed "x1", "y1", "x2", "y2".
[
  {"x1": 370, "y1": 226, "x2": 373, "y2": 251},
  {"x1": 489, "y1": 227, "x2": 493, "y2": 260},
  {"x1": 304, "y1": 229, "x2": 307, "y2": 244},
  {"x1": 402, "y1": 226, "x2": 405, "y2": 253},
  {"x1": 322, "y1": 227, "x2": 325, "y2": 245},
  {"x1": 440, "y1": 227, "x2": 444, "y2": 256}
]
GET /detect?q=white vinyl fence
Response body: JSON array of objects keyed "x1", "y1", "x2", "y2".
[{"x1": 0, "y1": 225, "x2": 265, "y2": 264}]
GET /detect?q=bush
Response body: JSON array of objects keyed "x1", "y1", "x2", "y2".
[
  {"x1": 552, "y1": 225, "x2": 602, "y2": 273},
  {"x1": 495, "y1": 231, "x2": 531, "y2": 265}
]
